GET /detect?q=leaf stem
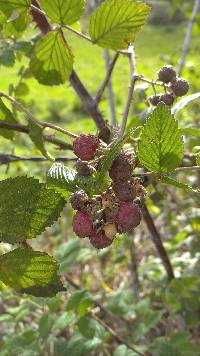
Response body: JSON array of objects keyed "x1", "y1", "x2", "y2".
[{"x1": 0, "y1": 92, "x2": 77, "y2": 138}]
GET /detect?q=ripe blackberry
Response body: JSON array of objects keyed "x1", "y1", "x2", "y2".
[
  {"x1": 112, "y1": 181, "x2": 135, "y2": 202},
  {"x1": 172, "y1": 78, "x2": 189, "y2": 97},
  {"x1": 115, "y1": 202, "x2": 141, "y2": 233},
  {"x1": 73, "y1": 134, "x2": 99, "y2": 161},
  {"x1": 109, "y1": 152, "x2": 133, "y2": 182},
  {"x1": 73, "y1": 211, "x2": 93, "y2": 238},
  {"x1": 76, "y1": 159, "x2": 93, "y2": 176},
  {"x1": 89, "y1": 230, "x2": 114, "y2": 249},
  {"x1": 160, "y1": 93, "x2": 174, "y2": 106},
  {"x1": 158, "y1": 65, "x2": 176, "y2": 83},
  {"x1": 149, "y1": 94, "x2": 161, "y2": 106},
  {"x1": 70, "y1": 190, "x2": 88, "y2": 211}
]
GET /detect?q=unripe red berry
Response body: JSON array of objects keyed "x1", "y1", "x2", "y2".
[
  {"x1": 112, "y1": 181, "x2": 135, "y2": 202},
  {"x1": 172, "y1": 78, "x2": 189, "y2": 97},
  {"x1": 115, "y1": 202, "x2": 141, "y2": 233},
  {"x1": 70, "y1": 190, "x2": 88, "y2": 211},
  {"x1": 149, "y1": 94, "x2": 161, "y2": 106},
  {"x1": 160, "y1": 93, "x2": 174, "y2": 106},
  {"x1": 158, "y1": 65, "x2": 176, "y2": 83},
  {"x1": 73, "y1": 134, "x2": 99, "y2": 161},
  {"x1": 73, "y1": 211, "x2": 93, "y2": 238},
  {"x1": 89, "y1": 230, "x2": 114, "y2": 249},
  {"x1": 109, "y1": 152, "x2": 133, "y2": 182},
  {"x1": 76, "y1": 159, "x2": 94, "y2": 176}
]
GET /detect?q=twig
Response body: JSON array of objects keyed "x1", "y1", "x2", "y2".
[
  {"x1": 178, "y1": 0, "x2": 200, "y2": 76},
  {"x1": 96, "y1": 52, "x2": 119, "y2": 104},
  {"x1": 0, "y1": 122, "x2": 72, "y2": 150},
  {"x1": 103, "y1": 50, "x2": 117, "y2": 126},
  {"x1": 65, "y1": 275, "x2": 144, "y2": 356},
  {"x1": 92, "y1": 314, "x2": 145, "y2": 356},
  {"x1": 132, "y1": 166, "x2": 200, "y2": 177},
  {"x1": 0, "y1": 92, "x2": 77, "y2": 138},
  {"x1": 119, "y1": 46, "x2": 136, "y2": 137},
  {"x1": 135, "y1": 75, "x2": 166, "y2": 88},
  {"x1": 30, "y1": 0, "x2": 110, "y2": 142},
  {"x1": 0, "y1": 154, "x2": 76, "y2": 165},
  {"x1": 63, "y1": 25, "x2": 92, "y2": 43},
  {"x1": 142, "y1": 204, "x2": 175, "y2": 280}
]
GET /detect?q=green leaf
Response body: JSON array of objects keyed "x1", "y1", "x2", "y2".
[
  {"x1": 15, "y1": 82, "x2": 30, "y2": 97},
  {"x1": 95, "y1": 131, "x2": 131, "y2": 192},
  {"x1": 172, "y1": 93, "x2": 200, "y2": 117},
  {"x1": 89, "y1": 0, "x2": 150, "y2": 50},
  {"x1": 180, "y1": 127, "x2": 200, "y2": 138},
  {"x1": 138, "y1": 103, "x2": 184, "y2": 173},
  {"x1": 0, "y1": 176, "x2": 65, "y2": 244},
  {"x1": 0, "y1": 98, "x2": 17, "y2": 140},
  {"x1": 78, "y1": 317, "x2": 96, "y2": 339},
  {"x1": 114, "y1": 345, "x2": 138, "y2": 356},
  {"x1": 58, "y1": 239, "x2": 80, "y2": 273},
  {"x1": 3, "y1": 10, "x2": 31, "y2": 37},
  {"x1": 40, "y1": 0, "x2": 85, "y2": 26},
  {"x1": 0, "y1": 0, "x2": 31, "y2": 19},
  {"x1": 0, "y1": 248, "x2": 65, "y2": 297},
  {"x1": 74, "y1": 174, "x2": 96, "y2": 196},
  {"x1": 162, "y1": 177, "x2": 200, "y2": 194},
  {"x1": 30, "y1": 30, "x2": 73, "y2": 86},
  {"x1": 47, "y1": 163, "x2": 77, "y2": 199},
  {"x1": 29, "y1": 121, "x2": 53, "y2": 160},
  {"x1": 67, "y1": 289, "x2": 92, "y2": 312},
  {"x1": 39, "y1": 313, "x2": 56, "y2": 338},
  {"x1": 156, "y1": 341, "x2": 182, "y2": 356},
  {"x1": 0, "y1": 48, "x2": 15, "y2": 67}
]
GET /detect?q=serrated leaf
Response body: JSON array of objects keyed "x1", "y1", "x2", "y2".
[
  {"x1": 95, "y1": 131, "x2": 131, "y2": 192},
  {"x1": 74, "y1": 174, "x2": 96, "y2": 196},
  {"x1": 3, "y1": 10, "x2": 31, "y2": 37},
  {"x1": 40, "y1": 0, "x2": 85, "y2": 26},
  {"x1": 30, "y1": 30, "x2": 73, "y2": 86},
  {"x1": 180, "y1": 127, "x2": 200, "y2": 138},
  {"x1": 47, "y1": 163, "x2": 77, "y2": 198},
  {"x1": 89, "y1": 0, "x2": 150, "y2": 50},
  {"x1": 0, "y1": 0, "x2": 30, "y2": 19},
  {"x1": 138, "y1": 103, "x2": 184, "y2": 173},
  {"x1": 0, "y1": 248, "x2": 65, "y2": 297},
  {"x1": 162, "y1": 177, "x2": 200, "y2": 194},
  {"x1": 29, "y1": 121, "x2": 53, "y2": 160},
  {"x1": 172, "y1": 93, "x2": 200, "y2": 117},
  {"x1": 0, "y1": 98, "x2": 17, "y2": 140},
  {"x1": 0, "y1": 176, "x2": 65, "y2": 244}
]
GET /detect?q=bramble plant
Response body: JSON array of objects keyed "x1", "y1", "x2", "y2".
[{"x1": 0, "y1": 0, "x2": 200, "y2": 354}]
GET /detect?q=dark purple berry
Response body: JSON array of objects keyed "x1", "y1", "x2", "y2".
[
  {"x1": 160, "y1": 93, "x2": 175, "y2": 106},
  {"x1": 112, "y1": 181, "x2": 135, "y2": 202},
  {"x1": 172, "y1": 78, "x2": 189, "y2": 97},
  {"x1": 73, "y1": 134, "x2": 99, "y2": 161},
  {"x1": 76, "y1": 159, "x2": 93, "y2": 176},
  {"x1": 158, "y1": 65, "x2": 177, "y2": 83},
  {"x1": 149, "y1": 94, "x2": 161, "y2": 106},
  {"x1": 115, "y1": 202, "x2": 141, "y2": 233},
  {"x1": 70, "y1": 190, "x2": 88, "y2": 211},
  {"x1": 109, "y1": 152, "x2": 133, "y2": 182},
  {"x1": 73, "y1": 211, "x2": 93, "y2": 238},
  {"x1": 89, "y1": 229, "x2": 114, "y2": 249}
]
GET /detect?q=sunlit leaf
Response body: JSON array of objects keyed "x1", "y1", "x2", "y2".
[{"x1": 40, "y1": 0, "x2": 85, "y2": 25}]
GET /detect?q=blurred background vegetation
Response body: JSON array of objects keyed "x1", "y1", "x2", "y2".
[{"x1": 0, "y1": 0, "x2": 200, "y2": 355}]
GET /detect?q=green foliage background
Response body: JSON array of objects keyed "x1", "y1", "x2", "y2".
[{"x1": 0, "y1": 0, "x2": 200, "y2": 355}]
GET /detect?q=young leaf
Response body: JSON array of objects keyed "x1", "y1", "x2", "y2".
[
  {"x1": 162, "y1": 177, "x2": 200, "y2": 194},
  {"x1": 172, "y1": 92, "x2": 200, "y2": 117},
  {"x1": 47, "y1": 163, "x2": 77, "y2": 198},
  {"x1": 0, "y1": 176, "x2": 65, "y2": 244},
  {"x1": 138, "y1": 103, "x2": 184, "y2": 173},
  {"x1": 40, "y1": 0, "x2": 85, "y2": 26},
  {"x1": 0, "y1": 98, "x2": 17, "y2": 140},
  {"x1": 28, "y1": 121, "x2": 54, "y2": 160},
  {"x1": 95, "y1": 131, "x2": 131, "y2": 192},
  {"x1": 0, "y1": 248, "x2": 65, "y2": 297},
  {"x1": 89, "y1": 0, "x2": 150, "y2": 50},
  {"x1": 30, "y1": 30, "x2": 73, "y2": 86},
  {"x1": 0, "y1": 0, "x2": 31, "y2": 19}
]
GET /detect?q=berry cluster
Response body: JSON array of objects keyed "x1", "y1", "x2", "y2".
[
  {"x1": 149, "y1": 65, "x2": 189, "y2": 107},
  {"x1": 70, "y1": 135, "x2": 145, "y2": 249}
]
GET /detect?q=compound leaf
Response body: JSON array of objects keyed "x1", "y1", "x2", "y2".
[
  {"x1": 0, "y1": 248, "x2": 65, "y2": 297},
  {"x1": 30, "y1": 30, "x2": 73, "y2": 86},
  {"x1": 138, "y1": 103, "x2": 184, "y2": 173},
  {"x1": 40, "y1": 0, "x2": 85, "y2": 26},
  {"x1": 0, "y1": 176, "x2": 65, "y2": 244},
  {"x1": 89, "y1": 0, "x2": 150, "y2": 50}
]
